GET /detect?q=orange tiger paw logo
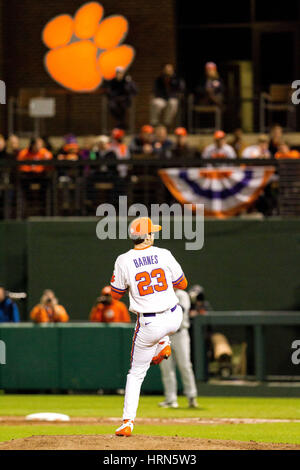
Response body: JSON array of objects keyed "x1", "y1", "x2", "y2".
[{"x1": 42, "y1": 1, "x2": 135, "y2": 92}]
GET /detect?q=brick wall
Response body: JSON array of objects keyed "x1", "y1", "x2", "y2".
[
  {"x1": 0, "y1": 0, "x2": 5, "y2": 131},
  {"x1": 0, "y1": 0, "x2": 176, "y2": 135}
]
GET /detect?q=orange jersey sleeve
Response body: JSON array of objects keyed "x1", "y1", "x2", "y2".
[
  {"x1": 111, "y1": 290, "x2": 124, "y2": 300},
  {"x1": 174, "y1": 275, "x2": 188, "y2": 290}
]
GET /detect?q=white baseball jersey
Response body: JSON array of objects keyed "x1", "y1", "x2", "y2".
[{"x1": 111, "y1": 246, "x2": 185, "y2": 314}]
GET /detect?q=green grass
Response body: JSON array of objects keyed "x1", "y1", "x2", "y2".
[
  {"x1": 1, "y1": 423, "x2": 300, "y2": 445},
  {"x1": 1, "y1": 395, "x2": 300, "y2": 445},
  {"x1": 1, "y1": 395, "x2": 300, "y2": 419}
]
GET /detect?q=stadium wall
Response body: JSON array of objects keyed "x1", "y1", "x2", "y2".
[
  {"x1": 1, "y1": 0, "x2": 176, "y2": 134},
  {"x1": 1, "y1": 219, "x2": 300, "y2": 319},
  {"x1": 0, "y1": 320, "x2": 300, "y2": 392},
  {"x1": 0, "y1": 323, "x2": 165, "y2": 391}
]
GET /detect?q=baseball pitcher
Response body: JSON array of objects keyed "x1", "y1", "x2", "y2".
[{"x1": 110, "y1": 217, "x2": 188, "y2": 436}]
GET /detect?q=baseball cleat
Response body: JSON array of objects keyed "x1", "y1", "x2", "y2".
[
  {"x1": 158, "y1": 401, "x2": 179, "y2": 409},
  {"x1": 188, "y1": 397, "x2": 199, "y2": 408},
  {"x1": 115, "y1": 419, "x2": 134, "y2": 437},
  {"x1": 151, "y1": 344, "x2": 171, "y2": 365}
]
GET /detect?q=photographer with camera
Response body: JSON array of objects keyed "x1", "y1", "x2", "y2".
[
  {"x1": 89, "y1": 286, "x2": 130, "y2": 323},
  {"x1": 30, "y1": 289, "x2": 69, "y2": 323},
  {"x1": 0, "y1": 284, "x2": 20, "y2": 323}
]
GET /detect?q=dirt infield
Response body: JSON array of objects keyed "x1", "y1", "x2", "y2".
[
  {"x1": 1, "y1": 416, "x2": 300, "y2": 450},
  {"x1": 1, "y1": 435, "x2": 300, "y2": 450}
]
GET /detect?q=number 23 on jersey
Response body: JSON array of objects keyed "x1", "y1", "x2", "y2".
[{"x1": 135, "y1": 268, "x2": 168, "y2": 296}]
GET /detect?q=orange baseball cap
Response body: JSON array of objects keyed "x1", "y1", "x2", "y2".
[
  {"x1": 141, "y1": 125, "x2": 154, "y2": 134},
  {"x1": 174, "y1": 127, "x2": 187, "y2": 136},
  {"x1": 112, "y1": 128, "x2": 125, "y2": 139},
  {"x1": 214, "y1": 130, "x2": 226, "y2": 140},
  {"x1": 101, "y1": 286, "x2": 112, "y2": 295},
  {"x1": 129, "y1": 217, "x2": 161, "y2": 239}
]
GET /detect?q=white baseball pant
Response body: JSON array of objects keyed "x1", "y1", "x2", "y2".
[
  {"x1": 159, "y1": 328, "x2": 197, "y2": 402},
  {"x1": 122, "y1": 304, "x2": 183, "y2": 420}
]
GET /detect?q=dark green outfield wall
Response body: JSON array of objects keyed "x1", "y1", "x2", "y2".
[
  {"x1": 1, "y1": 219, "x2": 300, "y2": 319},
  {"x1": 0, "y1": 222, "x2": 27, "y2": 291},
  {"x1": 0, "y1": 323, "x2": 165, "y2": 391}
]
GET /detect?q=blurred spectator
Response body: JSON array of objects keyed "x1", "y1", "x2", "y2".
[
  {"x1": 110, "y1": 128, "x2": 130, "y2": 178},
  {"x1": 41, "y1": 135, "x2": 53, "y2": 152},
  {"x1": 129, "y1": 125, "x2": 154, "y2": 155},
  {"x1": 89, "y1": 135, "x2": 117, "y2": 178},
  {"x1": 0, "y1": 136, "x2": 9, "y2": 190},
  {"x1": 110, "y1": 128, "x2": 130, "y2": 159},
  {"x1": 172, "y1": 127, "x2": 196, "y2": 158},
  {"x1": 269, "y1": 124, "x2": 283, "y2": 157},
  {"x1": 0, "y1": 134, "x2": 7, "y2": 159},
  {"x1": 242, "y1": 134, "x2": 271, "y2": 159},
  {"x1": 57, "y1": 134, "x2": 79, "y2": 161},
  {"x1": 79, "y1": 136, "x2": 96, "y2": 161},
  {"x1": 94, "y1": 135, "x2": 116, "y2": 160},
  {"x1": 188, "y1": 285, "x2": 212, "y2": 317},
  {"x1": 30, "y1": 289, "x2": 69, "y2": 323},
  {"x1": 150, "y1": 64, "x2": 185, "y2": 128},
  {"x1": 17, "y1": 137, "x2": 53, "y2": 173},
  {"x1": 94, "y1": 135, "x2": 118, "y2": 177},
  {"x1": 105, "y1": 66, "x2": 137, "y2": 129},
  {"x1": 202, "y1": 131, "x2": 236, "y2": 159},
  {"x1": 6, "y1": 134, "x2": 20, "y2": 158},
  {"x1": 89, "y1": 286, "x2": 130, "y2": 323},
  {"x1": 85, "y1": 136, "x2": 117, "y2": 208},
  {"x1": 275, "y1": 143, "x2": 300, "y2": 159},
  {"x1": 195, "y1": 62, "x2": 224, "y2": 106},
  {"x1": 153, "y1": 125, "x2": 173, "y2": 159},
  {"x1": 227, "y1": 128, "x2": 247, "y2": 158},
  {"x1": 56, "y1": 134, "x2": 80, "y2": 187},
  {"x1": 0, "y1": 284, "x2": 20, "y2": 322}
]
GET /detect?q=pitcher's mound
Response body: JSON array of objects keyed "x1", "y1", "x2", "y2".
[{"x1": 1, "y1": 435, "x2": 300, "y2": 450}]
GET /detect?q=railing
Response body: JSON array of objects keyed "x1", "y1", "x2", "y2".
[{"x1": 0, "y1": 157, "x2": 299, "y2": 219}]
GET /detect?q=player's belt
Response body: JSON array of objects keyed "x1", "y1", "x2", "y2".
[{"x1": 143, "y1": 304, "x2": 177, "y2": 317}]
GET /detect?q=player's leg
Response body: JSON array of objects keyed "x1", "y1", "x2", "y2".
[
  {"x1": 121, "y1": 315, "x2": 159, "y2": 422},
  {"x1": 162, "y1": 304, "x2": 183, "y2": 338},
  {"x1": 151, "y1": 335, "x2": 171, "y2": 364},
  {"x1": 159, "y1": 349, "x2": 178, "y2": 407},
  {"x1": 116, "y1": 336, "x2": 157, "y2": 436},
  {"x1": 117, "y1": 307, "x2": 183, "y2": 435},
  {"x1": 174, "y1": 329, "x2": 198, "y2": 406},
  {"x1": 122, "y1": 343, "x2": 157, "y2": 420},
  {"x1": 151, "y1": 305, "x2": 183, "y2": 365}
]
